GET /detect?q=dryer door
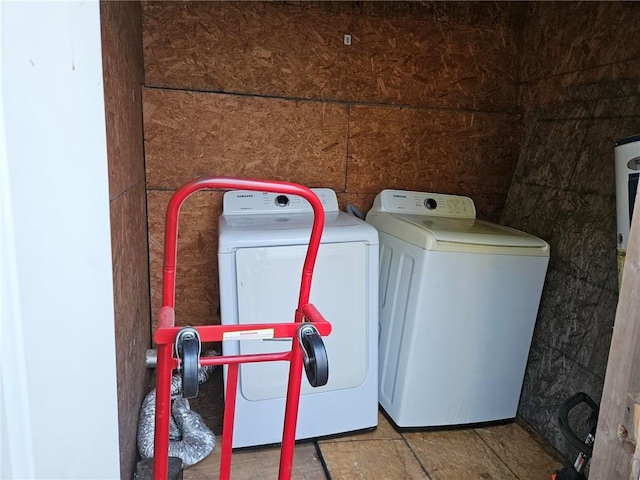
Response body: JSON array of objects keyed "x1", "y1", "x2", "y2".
[{"x1": 235, "y1": 242, "x2": 368, "y2": 401}]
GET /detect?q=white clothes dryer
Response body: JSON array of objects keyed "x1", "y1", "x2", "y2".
[
  {"x1": 366, "y1": 189, "x2": 549, "y2": 428},
  {"x1": 218, "y1": 188, "x2": 379, "y2": 448}
]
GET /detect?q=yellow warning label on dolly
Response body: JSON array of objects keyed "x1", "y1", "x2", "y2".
[{"x1": 223, "y1": 328, "x2": 275, "y2": 341}]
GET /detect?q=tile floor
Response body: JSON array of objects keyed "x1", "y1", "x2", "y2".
[{"x1": 183, "y1": 410, "x2": 565, "y2": 480}]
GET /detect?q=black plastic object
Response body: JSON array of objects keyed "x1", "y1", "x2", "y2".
[
  {"x1": 134, "y1": 456, "x2": 183, "y2": 480},
  {"x1": 630, "y1": 172, "x2": 639, "y2": 224},
  {"x1": 424, "y1": 198, "x2": 437, "y2": 210},
  {"x1": 176, "y1": 327, "x2": 201, "y2": 399},
  {"x1": 615, "y1": 134, "x2": 640, "y2": 147},
  {"x1": 557, "y1": 392, "x2": 599, "y2": 456},
  {"x1": 552, "y1": 465, "x2": 586, "y2": 480},
  {"x1": 298, "y1": 324, "x2": 329, "y2": 387}
]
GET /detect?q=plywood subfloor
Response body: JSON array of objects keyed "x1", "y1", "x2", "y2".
[{"x1": 182, "y1": 410, "x2": 564, "y2": 480}]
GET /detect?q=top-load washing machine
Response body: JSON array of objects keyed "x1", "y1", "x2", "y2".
[
  {"x1": 366, "y1": 189, "x2": 549, "y2": 428},
  {"x1": 218, "y1": 188, "x2": 379, "y2": 448}
]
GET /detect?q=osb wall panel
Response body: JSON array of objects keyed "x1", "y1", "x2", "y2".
[
  {"x1": 109, "y1": 182, "x2": 150, "y2": 478},
  {"x1": 501, "y1": 82, "x2": 640, "y2": 463},
  {"x1": 520, "y1": 58, "x2": 640, "y2": 112},
  {"x1": 519, "y1": 2, "x2": 640, "y2": 110},
  {"x1": 348, "y1": 105, "x2": 522, "y2": 198},
  {"x1": 143, "y1": 88, "x2": 348, "y2": 190},
  {"x1": 102, "y1": 0, "x2": 145, "y2": 198},
  {"x1": 142, "y1": 1, "x2": 519, "y2": 111},
  {"x1": 148, "y1": 190, "x2": 223, "y2": 331},
  {"x1": 142, "y1": 2, "x2": 524, "y2": 342},
  {"x1": 101, "y1": 2, "x2": 149, "y2": 478},
  {"x1": 282, "y1": 1, "x2": 515, "y2": 26}
]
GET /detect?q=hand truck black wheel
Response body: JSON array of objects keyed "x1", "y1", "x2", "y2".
[
  {"x1": 175, "y1": 327, "x2": 201, "y2": 399},
  {"x1": 298, "y1": 324, "x2": 329, "y2": 387}
]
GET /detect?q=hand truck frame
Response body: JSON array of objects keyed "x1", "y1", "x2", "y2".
[{"x1": 152, "y1": 177, "x2": 332, "y2": 479}]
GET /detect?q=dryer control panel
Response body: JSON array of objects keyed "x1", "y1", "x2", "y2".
[
  {"x1": 223, "y1": 188, "x2": 339, "y2": 214},
  {"x1": 371, "y1": 189, "x2": 476, "y2": 218}
]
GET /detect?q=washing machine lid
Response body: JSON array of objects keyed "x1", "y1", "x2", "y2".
[
  {"x1": 219, "y1": 188, "x2": 378, "y2": 252},
  {"x1": 366, "y1": 189, "x2": 549, "y2": 255}
]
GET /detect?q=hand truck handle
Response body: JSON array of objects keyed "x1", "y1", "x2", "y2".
[{"x1": 160, "y1": 176, "x2": 325, "y2": 322}]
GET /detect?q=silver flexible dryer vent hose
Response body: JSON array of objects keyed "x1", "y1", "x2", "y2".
[{"x1": 137, "y1": 361, "x2": 216, "y2": 467}]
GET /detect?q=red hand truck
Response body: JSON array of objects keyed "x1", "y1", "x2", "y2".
[{"x1": 152, "y1": 177, "x2": 332, "y2": 479}]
